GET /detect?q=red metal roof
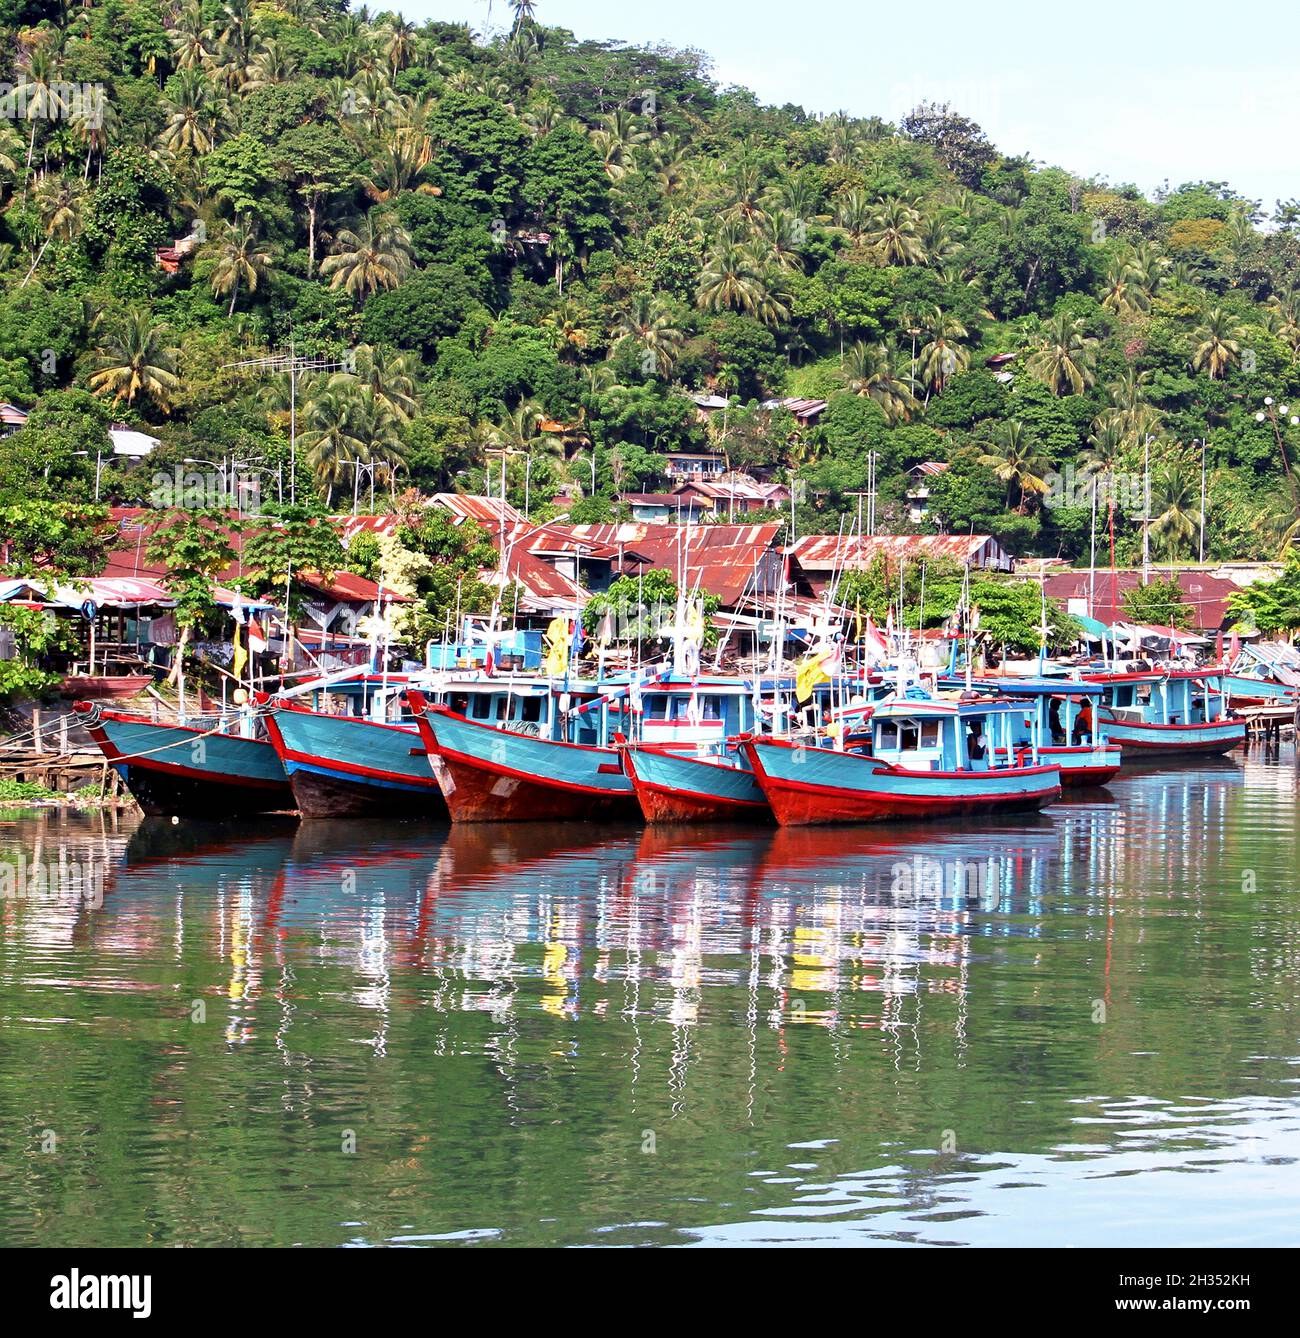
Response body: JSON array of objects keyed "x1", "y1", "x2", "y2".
[
  {"x1": 790, "y1": 533, "x2": 1003, "y2": 570},
  {"x1": 1043, "y1": 568, "x2": 1241, "y2": 631}
]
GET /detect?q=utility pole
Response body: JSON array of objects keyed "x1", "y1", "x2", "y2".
[
  {"x1": 222, "y1": 343, "x2": 354, "y2": 507},
  {"x1": 1141, "y1": 435, "x2": 1152, "y2": 586},
  {"x1": 1198, "y1": 438, "x2": 1207, "y2": 564}
]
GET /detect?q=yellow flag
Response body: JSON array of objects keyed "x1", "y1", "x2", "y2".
[
  {"x1": 795, "y1": 649, "x2": 832, "y2": 705},
  {"x1": 231, "y1": 623, "x2": 248, "y2": 680},
  {"x1": 541, "y1": 615, "x2": 569, "y2": 678}
]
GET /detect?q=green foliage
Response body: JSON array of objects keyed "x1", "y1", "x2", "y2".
[
  {"x1": 1122, "y1": 577, "x2": 1194, "y2": 629},
  {"x1": 1227, "y1": 552, "x2": 1300, "y2": 633}
]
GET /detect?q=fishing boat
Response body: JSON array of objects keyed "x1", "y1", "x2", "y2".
[
  {"x1": 618, "y1": 676, "x2": 766, "y2": 823},
  {"x1": 74, "y1": 700, "x2": 293, "y2": 817},
  {"x1": 938, "y1": 675, "x2": 1123, "y2": 786},
  {"x1": 262, "y1": 676, "x2": 447, "y2": 819},
  {"x1": 1084, "y1": 668, "x2": 1245, "y2": 757},
  {"x1": 740, "y1": 693, "x2": 1062, "y2": 826},
  {"x1": 409, "y1": 695, "x2": 638, "y2": 823}
]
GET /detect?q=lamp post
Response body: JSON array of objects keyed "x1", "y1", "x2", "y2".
[
  {"x1": 72, "y1": 450, "x2": 104, "y2": 501},
  {"x1": 183, "y1": 456, "x2": 229, "y2": 507},
  {"x1": 1196, "y1": 438, "x2": 1206, "y2": 564}
]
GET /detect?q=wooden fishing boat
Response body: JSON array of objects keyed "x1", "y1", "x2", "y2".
[
  {"x1": 1084, "y1": 668, "x2": 1245, "y2": 757},
  {"x1": 73, "y1": 701, "x2": 293, "y2": 817},
  {"x1": 59, "y1": 673, "x2": 152, "y2": 700},
  {"x1": 621, "y1": 741, "x2": 769, "y2": 823},
  {"x1": 263, "y1": 698, "x2": 446, "y2": 819},
  {"x1": 740, "y1": 695, "x2": 1062, "y2": 827},
  {"x1": 408, "y1": 698, "x2": 638, "y2": 823}
]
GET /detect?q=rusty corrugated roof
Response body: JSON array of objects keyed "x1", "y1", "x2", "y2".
[{"x1": 790, "y1": 533, "x2": 998, "y2": 570}]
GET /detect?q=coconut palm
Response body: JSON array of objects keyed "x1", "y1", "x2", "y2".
[
  {"x1": 1150, "y1": 459, "x2": 1202, "y2": 559},
  {"x1": 321, "y1": 214, "x2": 414, "y2": 301},
  {"x1": 758, "y1": 209, "x2": 808, "y2": 271},
  {"x1": 89, "y1": 311, "x2": 181, "y2": 412},
  {"x1": 696, "y1": 241, "x2": 766, "y2": 317},
  {"x1": 209, "y1": 218, "x2": 277, "y2": 315},
  {"x1": 842, "y1": 341, "x2": 918, "y2": 424},
  {"x1": 1026, "y1": 314, "x2": 1098, "y2": 395},
  {"x1": 590, "y1": 110, "x2": 650, "y2": 181},
  {"x1": 14, "y1": 47, "x2": 67, "y2": 178},
  {"x1": 20, "y1": 175, "x2": 85, "y2": 286},
  {"x1": 833, "y1": 189, "x2": 872, "y2": 244},
  {"x1": 159, "y1": 68, "x2": 217, "y2": 155},
  {"x1": 1191, "y1": 307, "x2": 1245, "y2": 379},
  {"x1": 1100, "y1": 254, "x2": 1151, "y2": 316},
  {"x1": 978, "y1": 421, "x2": 1050, "y2": 513},
  {"x1": 337, "y1": 345, "x2": 422, "y2": 422},
  {"x1": 300, "y1": 382, "x2": 371, "y2": 505},
  {"x1": 611, "y1": 293, "x2": 683, "y2": 376},
  {"x1": 867, "y1": 198, "x2": 924, "y2": 266},
  {"x1": 916, "y1": 308, "x2": 970, "y2": 396},
  {"x1": 169, "y1": 3, "x2": 211, "y2": 69},
  {"x1": 540, "y1": 299, "x2": 592, "y2": 361}
]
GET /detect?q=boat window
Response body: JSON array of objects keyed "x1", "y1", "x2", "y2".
[
  {"x1": 899, "y1": 720, "x2": 920, "y2": 750},
  {"x1": 472, "y1": 694, "x2": 492, "y2": 719},
  {"x1": 877, "y1": 720, "x2": 898, "y2": 748},
  {"x1": 520, "y1": 696, "x2": 542, "y2": 722},
  {"x1": 919, "y1": 720, "x2": 941, "y2": 748},
  {"x1": 645, "y1": 697, "x2": 668, "y2": 719}
]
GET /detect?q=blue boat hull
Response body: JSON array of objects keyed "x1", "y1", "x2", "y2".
[
  {"x1": 1099, "y1": 715, "x2": 1245, "y2": 757},
  {"x1": 264, "y1": 706, "x2": 446, "y2": 819},
  {"x1": 75, "y1": 705, "x2": 292, "y2": 817}
]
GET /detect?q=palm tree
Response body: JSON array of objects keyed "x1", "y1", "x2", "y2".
[
  {"x1": 1100, "y1": 254, "x2": 1151, "y2": 316},
  {"x1": 321, "y1": 214, "x2": 414, "y2": 302},
  {"x1": 590, "y1": 110, "x2": 650, "y2": 181},
  {"x1": 1191, "y1": 307, "x2": 1244, "y2": 379},
  {"x1": 21, "y1": 175, "x2": 85, "y2": 286},
  {"x1": 758, "y1": 210, "x2": 808, "y2": 271},
  {"x1": 917, "y1": 308, "x2": 970, "y2": 397},
  {"x1": 169, "y1": 3, "x2": 211, "y2": 69},
  {"x1": 1150, "y1": 459, "x2": 1202, "y2": 559},
  {"x1": 159, "y1": 68, "x2": 217, "y2": 155},
  {"x1": 384, "y1": 18, "x2": 418, "y2": 74},
  {"x1": 842, "y1": 341, "x2": 917, "y2": 424},
  {"x1": 867, "y1": 198, "x2": 924, "y2": 265},
  {"x1": 340, "y1": 345, "x2": 422, "y2": 422},
  {"x1": 978, "y1": 421, "x2": 1050, "y2": 513},
  {"x1": 1105, "y1": 367, "x2": 1161, "y2": 439},
  {"x1": 300, "y1": 382, "x2": 370, "y2": 505},
  {"x1": 833, "y1": 189, "x2": 872, "y2": 244},
  {"x1": 209, "y1": 218, "x2": 277, "y2": 315},
  {"x1": 89, "y1": 311, "x2": 181, "y2": 412},
  {"x1": 611, "y1": 293, "x2": 683, "y2": 376},
  {"x1": 696, "y1": 241, "x2": 766, "y2": 317},
  {"x1": 1027, "y1": 314, "x2": 1098, "y2": 395},
  {"x1": 15, "y1": 47, "x2": 67, "y2": 180}
]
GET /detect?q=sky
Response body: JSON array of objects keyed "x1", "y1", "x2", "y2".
[{"x1": 407, "y1": 0, "x2": 1300, "y2": 217}]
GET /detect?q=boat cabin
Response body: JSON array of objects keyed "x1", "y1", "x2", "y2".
[
  {"x1": 602, "y1": 674, "x2": 756, "y2": 749},
  {"x1": 867, "y1": 695, "x2": 1042, "y2": 772},
  {"x1": 941, "y1": 676, "x2": 1108, "y2": 748},
  {"x1": 1091, "y1": 670, "x2": 1229, "y2": 727}
]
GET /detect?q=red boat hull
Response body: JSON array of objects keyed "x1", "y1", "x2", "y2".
[
  {"x1": 427, "y1": 751, "x2": 639, "y2": 823},
  {"x1": 629, "y1": 777, "x2": 769, "y2": 824}
]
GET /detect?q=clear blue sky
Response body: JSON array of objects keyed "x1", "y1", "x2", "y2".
[{"x1": 406, "y1": 0, "x2": 1299, "y2": 215}]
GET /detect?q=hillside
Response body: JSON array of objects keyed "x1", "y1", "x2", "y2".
[{"x1": 3, "y1": 1, "x2": 1300, "y2": 572}]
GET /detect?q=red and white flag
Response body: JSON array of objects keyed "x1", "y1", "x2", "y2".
[{"x1": 247, "y1": 617, "x2": 268, "y2": 654}]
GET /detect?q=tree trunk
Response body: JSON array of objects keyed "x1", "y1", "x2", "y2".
[
  {"x1": 169, "y1": 623, "x2": 191, "y2": 688},
  {"x1": 307, "y1": 199, "x2": 317, "y2": 277}
]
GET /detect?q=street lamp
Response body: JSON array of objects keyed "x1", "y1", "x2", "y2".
[
  {"x1": 183, "y1": 456, "x2": 229, "y2": 505},
  {"x1": 72, "y1": 450, "x2": 105, "y2": 501}
]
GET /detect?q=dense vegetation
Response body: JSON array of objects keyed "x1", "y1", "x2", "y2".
[{"x1": 4, "y1": 0, "x2": 1300, "y2": 573}]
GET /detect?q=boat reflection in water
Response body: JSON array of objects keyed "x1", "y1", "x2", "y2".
[{"x1": 7, "y1": 754, "x2": 1297, "y2": 1248}]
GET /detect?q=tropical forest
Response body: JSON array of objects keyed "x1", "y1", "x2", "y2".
[{"x1": 3, "y1": 0, "x2": 1300, "y2": 581}]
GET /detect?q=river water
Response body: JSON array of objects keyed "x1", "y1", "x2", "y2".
[{"x1": 1, "y1": 747, "x2": 1299, "y2": 1247}]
